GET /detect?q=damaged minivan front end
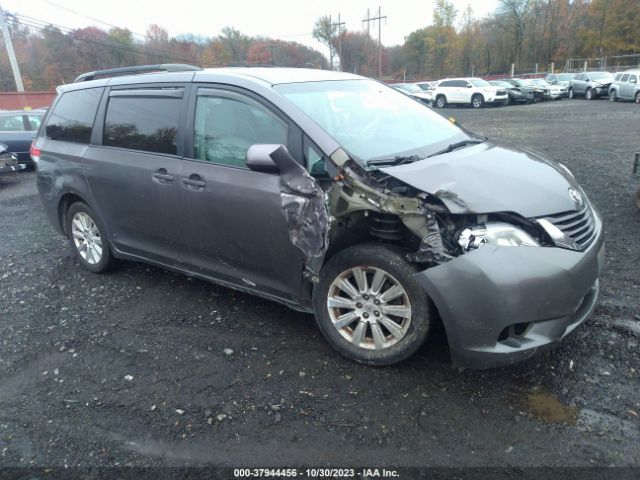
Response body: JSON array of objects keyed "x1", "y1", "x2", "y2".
[{"x1": 273, "y1": 77, "x2": 604, "y2": 368}]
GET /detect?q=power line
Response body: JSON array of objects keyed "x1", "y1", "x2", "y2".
[
  {"x1": 38, "y1": 0, "x2": 149, "y2": 40},
  {"x1": 10, "y1": 14, "x2": 201, "y2": 64}
]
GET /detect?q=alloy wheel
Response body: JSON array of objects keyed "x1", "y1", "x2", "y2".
[
  {"x1": 635, "y1": 92, "x2": 640, "y2": 104},
  {"x1": 609, "y1": 91, "x2": 617, "y2": 102},
  {"x1": 71, "y1": 212, "x2": 103, "y2": 265},
  {"x1": 568, "y1": 88, "x2": 574, "y2": 99},
  {"x1": 326, "y1": 266, "x2": 412, "y2": 350}
]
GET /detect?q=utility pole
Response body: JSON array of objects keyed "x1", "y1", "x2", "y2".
[
  {"x1": 328, "y1": 14, "x2": 334, "y2": 70},
  {"x1": 331, "y1": 13, "x2": 345, "y2": 71},
  {"x1": 362, "y1": 6, "x2": 387, "y2": 80},
  {"x1": 0, "y1": 5, "x2": 24, "y2": 92},
  {"x1": 267, "y1": 45, "x2": 276, "y2": 66}
]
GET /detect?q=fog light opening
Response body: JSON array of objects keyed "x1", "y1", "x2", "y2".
[{"x1": 498, "y1": 322, "x2": 531, "y2": 344}]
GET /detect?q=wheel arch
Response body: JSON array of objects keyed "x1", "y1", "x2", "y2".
[{"x1": 58, "y1": 192, "x2": 87, "y2": 235}]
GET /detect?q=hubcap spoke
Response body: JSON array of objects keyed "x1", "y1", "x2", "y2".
[
  {"x1": 381, "y1": 304, "x2": 411, "y2": 319},
  {"x1": 369, "y1": 269, "x2": 386, "y2": 296},
  {"x1": 371, "y1": 323, "x2": 385, "y2": 349},
  {"x1": 353, "y1": 267, "x2": 368, "y2": 294},
  {"x1": 379, "y1": 285, "x2": 403, "y2": 304},
  {"x1": 333, "y1": 311, "x2": 358, "y2": 329},
  {"x1": 328, "y1": 296, "x2": 356, "y2": 310},
  {"x1": 378, "y1": 316, "x2": 405, "y2": 339},
  {"x1": 351, "y1": 321, "x2": 366, "y2": 346},
  {"x1": 338, "y1": 278, "x2": 359, "y2": 299}
]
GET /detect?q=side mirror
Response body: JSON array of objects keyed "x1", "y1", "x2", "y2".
[
  {"x1": 466, "y1": 84, "x2": 473, "y2": 88},
  {"x1": 246, "y1": 144, "x2": 282, "y2": 173}
]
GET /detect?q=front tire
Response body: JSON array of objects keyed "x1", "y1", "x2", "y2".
[
  {"x1": 568, "y1": 88, "x2": 575, "y2": 99},
  {"x1": 585, "y1": 88, "x2": 594, "y2": 100},
  {"x1": 435, "y1": 95, "x2": 447, "y2": 108},
  {"x1": 471, "y1": 94, "x2": 484, "y2": 109},
  {"x1": 66, "y1": 202, "x2": 113, "y2": 273},
  {"x1": 635, "y1": 91, "x2": 640, "y2": 104},
  {"x1": 313, "y1": 244, "x2": 431, "y2": 366},
  {"x1": 609, "y1": 90, "x2": 617, "y2": 102}
]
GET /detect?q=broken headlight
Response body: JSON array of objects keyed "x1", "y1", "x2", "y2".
[{"x1": 458, "y1": 222, "x2": 540, "y2": 252}]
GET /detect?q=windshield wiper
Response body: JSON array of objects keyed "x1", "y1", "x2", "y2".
[
  {"x1": 367, "y1": 154, "x2": 422, "y2": 166},
  {"x1": 426, "y1": 138, "x2": 486, "y2": 158}
]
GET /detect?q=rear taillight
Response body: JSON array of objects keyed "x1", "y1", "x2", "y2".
[{"x1": 30, "y1": 144, "x2": 41, "y2": 163}]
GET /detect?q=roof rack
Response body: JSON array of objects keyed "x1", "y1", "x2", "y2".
[{"x1": 74, "y1": 64, "x2": 202, "y2": 83}]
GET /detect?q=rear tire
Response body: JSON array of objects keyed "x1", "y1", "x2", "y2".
[
  {"x1": 312, "y1": 243, "x2": 431, "y2": 366},
  {"x1": 435, "y1": 95, "x2": 447, "y2": 108},
  {"x1": 66, "y1": 202, "x2": 113, "y2": 274},
  {"x1": 471, "y1": 94, "x2": 484, "y2": 109},
  {"x1": 635, "y1": 189, "x2": 640, "y2": 211}
]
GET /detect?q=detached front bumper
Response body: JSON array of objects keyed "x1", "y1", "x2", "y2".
[{"x1": 415, "y1": 215, "x2": 605, "y2": 369}]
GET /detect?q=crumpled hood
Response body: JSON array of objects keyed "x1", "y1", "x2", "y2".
[{"x1": 380, "y1": 142, "x2": 582, "y2": 218}]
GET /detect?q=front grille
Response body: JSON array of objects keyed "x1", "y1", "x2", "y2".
[
  {"x1": 496, "y1": 89, "x2": 507, "y2": 95},
  {"x1": 543, "y1": 205, "x2": 597, "y2": 250}
]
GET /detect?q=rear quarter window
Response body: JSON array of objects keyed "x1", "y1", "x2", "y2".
[{"x1": 45, "y1": 88, "x2": 104, "y2": 143}]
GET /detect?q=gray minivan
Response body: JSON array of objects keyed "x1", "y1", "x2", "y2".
[{"x1": 34, "y1": 64, "x2": 604, "y2": 368}]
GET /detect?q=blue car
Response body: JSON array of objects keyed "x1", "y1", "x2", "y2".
[{"x1": 0, "y1": 109, "x2": 46, "y2": 168}]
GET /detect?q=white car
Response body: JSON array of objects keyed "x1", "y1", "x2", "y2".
[
  {"x1": 432, "y1": 77, "x2": 508, "y2": 108},
  {"x1": 391, "y1": 83, "x2": 432, "y2": 104},
  {"x1": 531, "y1": 79, "x2": 568, "y2": 99}
]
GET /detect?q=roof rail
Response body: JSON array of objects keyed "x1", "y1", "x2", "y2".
[{"x1": 74, "y1": 64, "x2": 202, "y2": 83}]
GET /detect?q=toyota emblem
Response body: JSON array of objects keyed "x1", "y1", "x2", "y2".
[{"x1": 568, "y1": 188, "x2": 583, "y2": 207}]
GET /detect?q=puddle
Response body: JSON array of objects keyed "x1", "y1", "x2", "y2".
[{"x1": 525, "y1": 390, "x2": 579, "y2": 425}]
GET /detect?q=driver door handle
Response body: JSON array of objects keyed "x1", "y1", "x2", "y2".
[{"x1": 182, "y1": 175, "x2": 206, "y2": 189}]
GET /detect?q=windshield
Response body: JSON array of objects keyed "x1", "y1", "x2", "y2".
[
  {"x1": 400, "y1": 84, "x2": 422, "y2": 92},
  {"x1": 469, "y1": 79, "x2": 491, "y2": 87},
  {"x1": 557, "y1": 74, "x2": 574, "y2": 81},
  {"x1": 532, "y1": 79, "x2": 549, "y2": 86},
  {"x1": 491, "y1": 81, "x2": 510, "y2": 88},
  {"x1": 590, "y1": 72, "x2": 612, "y2": 80},
  {"x1": 516, "y1": 79, "x2": 535, "y2": 87},
  {"x1": 275, "y1": 79, "x2": 468, "y2": 164}
]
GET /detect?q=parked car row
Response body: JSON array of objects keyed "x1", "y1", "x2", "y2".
[{"x1": 395, "y1": 68, "x2": 640, "y2": 109}]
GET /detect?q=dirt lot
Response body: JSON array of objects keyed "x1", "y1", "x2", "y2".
[{"x1": 1, "y1": 98, "x2": 639, "y2": 470}]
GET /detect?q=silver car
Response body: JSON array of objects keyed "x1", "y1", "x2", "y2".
[
  {"x1": 545, "y1": 73, "x2": 575, "y2": 87},
  {"x1": 608, "y1": 70, "x2": 640, "y2": 103},
  {"x1": 568, "y1": 71, "x2": 614, "y2": 100}
]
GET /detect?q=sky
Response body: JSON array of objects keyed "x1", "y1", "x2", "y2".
[{"x1": 3, "y1": 0, "x2": 499, "y2": 55}]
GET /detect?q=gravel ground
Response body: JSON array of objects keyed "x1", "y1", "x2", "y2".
[{"x1": 0, "y1": 98, "x2": 639, "y2": 469}]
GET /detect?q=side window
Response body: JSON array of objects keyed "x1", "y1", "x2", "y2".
[
  {"x1": 629, "y1": 75, "x2": 637, "y2": 84},
  {"x1": 614, "y1": 73, "x2": 622, "y2": 81},
  {"x1": 439, "y1": 81, "x2": 452, "y2": 88},
  {"x1": 45, "y1": 88, "x2": 103, "y2": 143},
  {"x1": 0, "y1": 115, "x2": 25, "y2": 131},
  {"x1": 305, "y1": 140, "x2": 327, "y2": 176},
  {"x1": 194, "y1": 92, "x2": 288, "y2": 169},
  {"x1": 27, "y1": 115, "x2": 43, "y2": 130},
  {"x1": 103, "y1": 93, "x2": 182, "y2": 155},
  {"x1": 621, "y1": 74, "x2": 630, "y2": 82}
]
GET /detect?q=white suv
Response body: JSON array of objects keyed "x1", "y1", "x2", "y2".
[{"x1": 432, "y1": 77, "x2": 508, "y2": 108}]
